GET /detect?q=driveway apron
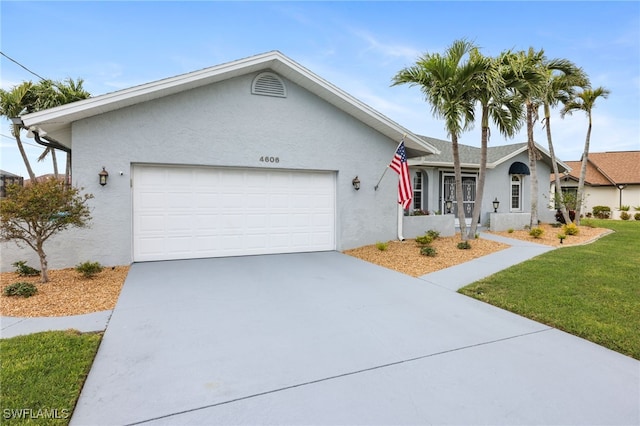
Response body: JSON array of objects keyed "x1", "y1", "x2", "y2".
[{"x1": 71, "y1": 251, "x2": 639, "y2": 425}]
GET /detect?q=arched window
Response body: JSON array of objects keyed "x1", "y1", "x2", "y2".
[{"x1": 511, "y1": 175, "x2": 522, "y2": 211}]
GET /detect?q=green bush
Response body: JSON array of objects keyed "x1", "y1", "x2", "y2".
[
  {"x1": 375, "y1": 241, "x2": 388, "y2": 251},
  {"x1": 3, "y1": 282, "x2": 38, "y2": 298},
  {"x1": 426, "y1": 229, "x2": 440, "y2": 240},
  {"x1": 529, "y1": 227, "x2": 544, "y2": 238},
  {"x1": 75, "y1": 261, "x2": 103, "y2": 278},
  {"x1": 563, "y1": 223, "x2": 579, "y2": 235},
  {"x1": 634, "y1": 213, "x2": 640, "y2": 221},
  {"x1": 592, "y1": 206, "x2": 611, "y2": 219},
  {"x1": 507, "y1": 228, "x2": 514, "y2": 233},
  {"x1": 420, "y1": 246, "x2": 437, "y2": 257},
  {"x1": 457, "y1": 241, "x2": 472, "y2": 250},
  {"x1": 620, "y1": 212, "x2": 631, "y2": 221},
  {"x1": 415, "y1": 234, "x2": 434, "y2": 246},
  {"x1": 620, "y1": 205, "x2": 630, "y2": 212},
  {"x1": 12, "y1": 261, "x2": 40, "y2": 277}
]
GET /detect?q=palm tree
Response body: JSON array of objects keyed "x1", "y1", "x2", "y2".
[
  {"x1": 561, "y1": 86, "x2": 610, "y2": 224},
  {"x1": 540, "y1": 62, "x2": 589, "y2": 224},
  {"x1": 31, "y1": 78, "x2": 90, "y2": 183},
  {"x1": 501, "y1": 48, "x2": 579, "y2": 228},
  {"x1": 393, "y1": 39, "x2": 486, "y2": 240},
  {"x1": 466, "y1": 50, "x2": 524, "y2": 239},
  {"x1": 0, "y1": 82, "x2": 37, "y2": 181}
]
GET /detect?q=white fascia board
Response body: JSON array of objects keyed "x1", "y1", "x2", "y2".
[{"x1": 21, "y1": 51, "x2": 439, "y2": 156}]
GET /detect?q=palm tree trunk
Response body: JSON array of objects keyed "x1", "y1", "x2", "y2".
[
  {"x1": 527, "y1": 104, "x2": 539, "y2": 227},
  {"x1": 451, "y1": 134, "x2": 468, "y2": 240},
  {"x1": 51, "y1": 148, "x2": 59, "y2": 179},
  {"x1": 576, "y1": 116, "x2": 593, "y2": 226},
  {"x1": 13, "y1": 124, "x2": 37, "y2": 182},
  {"x1": 545, "y1": 108, "x2": 571, "y2": 224},
  {"x1": 468, "y1": 110, "x2": 489, "y2": 238}
]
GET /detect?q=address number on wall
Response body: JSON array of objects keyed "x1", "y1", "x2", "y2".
[{"x1": 259, "y1": 156, "x2": 280, "y2": 163}]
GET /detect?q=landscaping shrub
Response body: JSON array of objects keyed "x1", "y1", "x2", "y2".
[
  {"x1": 415, "y1": 234, "x2": 434, "y2": 246},
  {"x1": 563, "y1": 223, "x2": 579, "y2": 236},
  {"x1": 620, "y1": 205, "x2": 630, "y2": 212},
  {"x1": 557, "y1": 233, "x2": 567, "y2": 244},
  {"x1": 457, "y1": 241, "x2": 472, "y2": 250},
  {"x1": 529, "y1": 227, "x2": 544, "y2": 238},
  {"x1": 620, "y1": 212, "x2": 631, "y2": 221},
  {"x1": 75, "y1": 261, "x2": 103, "y2": 278},
  {"x1": 426, "y1": 229, "x2": 440, "y2": 240},
  {"x1": 375, "y1": 241, "x2": 388, "y2": 251},
  {"x1": 507, "y1": 228, "x2": 514, "y2": 233},
  {"x1": 420, "y1": 246, "x2": 437, "y2": 257},
  {"x1": 12, "y1": 261, "x2": 40, "y2": 277},
  {"x1": 3, "y1": 282, "x2": 38, "y2": 298},
  {"x1": 554, "y1": 209, "x2": 576, "y2": 224},
  {"x1": 592, "y1": 206, "x2": 611, "y2": 219},
  {"x1": 635, "y1": 213, "x2": 640, "y2": 221}
]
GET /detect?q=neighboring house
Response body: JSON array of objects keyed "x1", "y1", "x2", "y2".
[
  {"x1": 24, "y1": 173, "x2": 66, "y2": 186},
  {"x1": 408, "y1": 137, "x2": 571, "y2": 228},
  {"x1": 1, "y1": 51, "x2": 440, "y2": 270},
  {"x1": 553, "y1": 151, "x2": 640, "y2": 215},
  {"x1": 0, "y1": 170, "x2": 23, "y2": 198}
]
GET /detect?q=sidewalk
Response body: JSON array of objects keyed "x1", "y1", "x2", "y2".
[{"x1": 1, "y1": 310, "x2": 112, "y2": 339}]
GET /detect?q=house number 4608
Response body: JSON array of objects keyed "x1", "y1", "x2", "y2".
[{"x1": 259, "y1": 156, "x2": 279, "y2": 163}]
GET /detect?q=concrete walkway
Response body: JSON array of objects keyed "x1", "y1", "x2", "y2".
[{"x1": 1, "y1": 310, "x2": 112, "y2": 339}]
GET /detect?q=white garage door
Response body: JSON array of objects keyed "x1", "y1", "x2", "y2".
[{"x1": 132, "y1": 165, "x2": 336, "y2": 261}]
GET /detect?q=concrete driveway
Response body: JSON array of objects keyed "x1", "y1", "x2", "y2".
[{"x1": 71, "y1": 252, "x2": 639, "y2": 425}]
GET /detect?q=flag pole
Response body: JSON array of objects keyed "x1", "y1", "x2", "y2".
[{"x1": 374, "y1": 134, "x2": 406, "y2": 191}]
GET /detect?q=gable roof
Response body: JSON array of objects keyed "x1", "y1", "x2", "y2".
[
  {"x1": 559, "y1": 151, "x2": 640, "y2": 186},
  {"x1": 19, "y1": 51, "x2": 438, "y2": 157},
  {"x1": 410, "y1": 136, "x2": 570, "y2": 173}
]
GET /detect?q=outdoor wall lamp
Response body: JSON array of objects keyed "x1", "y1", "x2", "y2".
[
  {"x1": 493, "y1": 197, "x2": 500, "y2": 213},
  {"x1": 352, "y1": 176, "x2": 361, "y2": 191},
  {"x1": 445, "y1": 199, "x2": 453, "y2": 214},
  {"x1": 99, "y1": 167, "x2": 109, "y2": 186}
]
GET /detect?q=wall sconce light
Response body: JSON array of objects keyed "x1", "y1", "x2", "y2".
[
  {"x1": 445, "y1": 199, "x2": 453, "y2": 214},
  {"x1": 352, "y1": 176, "x2": 361, "y2": 191},
  {"x1": 493, "y1": 197, "x2": 500, "y2": 213},
  {"x1": 99, "y1": 167, "x2": 109, "y2": 186}
]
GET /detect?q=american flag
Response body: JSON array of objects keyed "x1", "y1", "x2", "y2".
[{"x1": 389, "y1": 141, "x2": 412, "y2": 209}]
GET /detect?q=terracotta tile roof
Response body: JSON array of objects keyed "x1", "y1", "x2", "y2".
[{"x1": 554, "y1": 151, "x2": 640, "y2": 186}]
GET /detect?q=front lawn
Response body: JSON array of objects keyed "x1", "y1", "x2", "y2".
[
  {"x1": 460, "y1": 219, "x2": 640, "y2": 360},
  {"x1": 0, "y1": 330, "x2": 102, "y2": 425}
]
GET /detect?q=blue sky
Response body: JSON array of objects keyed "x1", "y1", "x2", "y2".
[{"x1": 1, "y1": 1, "x2": 639, "y2": 178}]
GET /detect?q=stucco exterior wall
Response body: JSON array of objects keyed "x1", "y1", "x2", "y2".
[
  {"x1": 410, "y1": 151, "x2": 556, "y2": 229},
  {"x1": 1, "y1": 72, "x2": 403, "y2": 271}
]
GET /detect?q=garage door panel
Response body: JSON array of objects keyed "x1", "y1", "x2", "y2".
[{"x1": 133, "y1": 166, "x2": 336, "y2": 261}]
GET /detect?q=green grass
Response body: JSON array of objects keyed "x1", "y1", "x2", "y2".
[
  {"x1": 0, "y1": 330, "x2": 102, "y2": 425},
  {"x1": 460, "y1": 220, "x2": 640, "y2": 360}
]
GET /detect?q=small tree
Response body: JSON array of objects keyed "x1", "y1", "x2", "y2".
[{"x1": 0, "y1": 179, "x2": 93, "y2": 282}]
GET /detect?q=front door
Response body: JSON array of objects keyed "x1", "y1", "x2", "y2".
[{"x1": 443, "y1": 174, "x2": 476, "y2": 225}]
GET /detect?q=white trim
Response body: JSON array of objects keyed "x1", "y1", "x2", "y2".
[{"x1": 21, "y1": 51, "x2": 439, "y2": 156}]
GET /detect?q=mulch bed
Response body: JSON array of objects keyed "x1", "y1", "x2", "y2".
[{"x1": 1, "y1": 266, "x2": 129, "y2": 318}]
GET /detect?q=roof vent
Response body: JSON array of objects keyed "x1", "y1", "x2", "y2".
[{"x1": 251, "y1": 72, "x2": 286, "y2": 98}]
